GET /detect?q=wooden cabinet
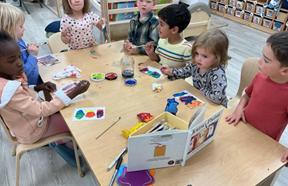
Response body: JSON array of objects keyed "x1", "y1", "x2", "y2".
[{"x1": 210, "y1": 0, "x2": 288, "y2": 34}]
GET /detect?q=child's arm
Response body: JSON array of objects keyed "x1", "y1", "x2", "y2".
[
  {"x1": 163, "y1": 63, "x2": 194, "y2": 80},
  {"x1": 145, "y1": 42, "x2": 160, "y2": 62},
  {"x1": 61, "y1": 30, "x2": 70, "y2": 44},
  {"x1": 34, "y1": 82, "x2": 56, "y2": 92},
  {"x1": 8, "y1": 80, "x2": 90, "y2": 118},
  {"x1": 60, "y1": 17, "x2": 70, "y2": 44},
  {"x1": 18, "y1": 40, "x2": 38, "y2": 77},
  {"x1": 225, "y1": 93, "x2": 250, "y2": 125},
  {"x1": 96, "y1": 18, "x2": 107, "y2": 31}
]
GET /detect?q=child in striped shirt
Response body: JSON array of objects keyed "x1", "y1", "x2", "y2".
[{"x1": 145, "y1": 4, "x2": 192, "y2": 68}]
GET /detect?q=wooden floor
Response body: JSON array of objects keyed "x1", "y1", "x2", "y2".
[{"x1": 0, "y1": 1, "x2": 287, "y2": 186}]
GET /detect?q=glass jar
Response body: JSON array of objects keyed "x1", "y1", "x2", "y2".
[{"x1": 120, "y1": 56, "x2": 134, "y2": 78}]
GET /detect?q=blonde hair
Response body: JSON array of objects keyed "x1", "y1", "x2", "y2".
[
  {"x1": 0, "y1": 3, "x2": 25, "y2": 41},
  {"x1": 191, "y1": 28, "x2": 231, "y2": 69},
  {"x1": 62, "y1": 0, "x2": 91, "y2": 15}
]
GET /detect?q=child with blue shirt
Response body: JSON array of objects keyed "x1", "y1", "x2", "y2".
[{"x1": 0, "y1": 3, "x2": 41, "y2": 85}]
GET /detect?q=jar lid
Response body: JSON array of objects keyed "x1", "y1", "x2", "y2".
[
  {"x1": 105, "y1": 72, "x2": 117, "y2": 80},
  {"x1": 124, "y1": 78, "x2": 137, "y2": 86},
  {"x1": 91, "y1": 72, "x2": 105, "y2": 82}
]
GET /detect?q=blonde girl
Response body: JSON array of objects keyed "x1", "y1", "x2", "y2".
[
  {"x1": 61, "y1": 0, "x2": 106, "y2": 50},
  {"x1": 0, "y1": 3, "x2": 40, "y2": 85},
  {"x1": 160, "y1": 28, "x2": 230, "y2": 107}
]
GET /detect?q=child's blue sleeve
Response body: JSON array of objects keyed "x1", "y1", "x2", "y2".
[
  {"x1": 18, "y1": 40, "x2": 38, "y2": 77},
  {"x1": 200, "y1": 67, "x2": 228, "y2": 107}
]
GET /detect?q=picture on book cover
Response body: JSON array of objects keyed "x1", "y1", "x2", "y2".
[{"x1": 187, "y1": 121, "x2": 217, "y2": 155}]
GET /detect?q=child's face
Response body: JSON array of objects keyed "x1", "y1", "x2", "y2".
[
  {"x1": 15, "y1": 21, "x2": 25, "y2": 40},
  {"x1": 258, "y1": 43, "x2": 282, "y2": 78},
  {"x1": 68, "y1": 0, "x2": 84, "y2": 12},
  {"x1": 157, "y1": 18, "x2": 173, "y2": 39},
  {"x1": 137, "y1": 0, "x2": 155, "y2": 16},
  {"x1": 0, "y1": 42, "x2": 24, "y2": 79},
  {"x1": 194, "y1": 47, "x2": 217, "y2": 70}
]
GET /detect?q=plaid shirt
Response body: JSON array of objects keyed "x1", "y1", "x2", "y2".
[{"x1": 126, "y1": 11, "x2": 159, "y2": 55}]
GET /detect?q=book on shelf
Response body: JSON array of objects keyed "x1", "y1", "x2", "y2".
[{"x1": 108, "y1": 2, "x2": 137, "y2": 21}]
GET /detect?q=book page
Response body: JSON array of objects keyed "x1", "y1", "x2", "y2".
[{"x1": 188, "y1": 104, "x2": 207, "y2": 130}]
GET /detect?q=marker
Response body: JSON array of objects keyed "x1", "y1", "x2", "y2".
[
  {"x1": 107, "y1": 147, "x2": 127, "y2": 171},
  {"x1": 146, "y1": 119, "x2": 165, "y2": 133},
  {"x1": 109, "y1": 156, "x2": 123, "y2": 186}
]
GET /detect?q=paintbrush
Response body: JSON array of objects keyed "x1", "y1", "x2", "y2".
[
  {"x1": 21, "y1": 42, "x2": 47, "y2": 52},
  {"x1": 130, "y1": 41, "x2": 157, "y2": 49}
]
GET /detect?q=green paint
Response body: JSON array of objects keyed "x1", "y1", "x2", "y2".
[{"x1": 75, "y1": 110, "x2": 85, "y2": 119}]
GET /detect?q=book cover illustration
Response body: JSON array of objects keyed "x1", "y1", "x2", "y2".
[
  {"x1": 173, "y1": 90, "x2": 204, "y2": 108},
  {"x1": 38, "y1": 55, "x2": 60, "y2": 67},
  {"x1": 183, "y1": 108, "x2": 224, "y2": 163}
]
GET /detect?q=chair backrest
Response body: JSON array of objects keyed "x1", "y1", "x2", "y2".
[
  {"x1": 182, "y1": 2, "x2": 211, "y2": 38},
  {"x1": 0, "y1": 116, "x2": 18, "y2": 145},
  {"x1": 47, "y1": 32, "x2": 68, "y2": 54},
  {"x1": 235, "y1": 57, "x2": 260, "y2": 99}
]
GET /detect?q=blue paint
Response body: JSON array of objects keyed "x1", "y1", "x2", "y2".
[
  {"x1": 173, "y1": 91, "x2": 187, "y2": 97},
  {"x1": 179, "y1": 96, "x2": 196, "y2": 105},
  {"x1": 125, "y1": 78, "x2": 137, "y2": 86}
]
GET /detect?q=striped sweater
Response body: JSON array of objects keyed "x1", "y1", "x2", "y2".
[{"x1": 155, "y1": 38, "x2": 192, "y2": 68}]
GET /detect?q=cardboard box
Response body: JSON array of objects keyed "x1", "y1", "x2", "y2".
[
  {"x1": 127, "y1": 106, "x2": 224, "y2": 172},
  {"x1": 246, "y1": 3, "x2": 254, "y2": 12},
  {"x1": 227, "y1": 7, "x2": 235, "y2": 16},
  {"x1": 253, "y1": 16, "x2": 261, "y2": 25},
  {"x1": 211, "y1": 2, "x2": 217, "y2": 10}
]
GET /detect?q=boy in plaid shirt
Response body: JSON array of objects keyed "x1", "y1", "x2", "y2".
[{"x1": 124, "y1": 0, "x2": 159, "y2": 55}]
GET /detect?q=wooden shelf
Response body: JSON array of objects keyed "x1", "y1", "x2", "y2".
[{"x1": 210, "y1": 0, "x2": 287, "y2": 34}]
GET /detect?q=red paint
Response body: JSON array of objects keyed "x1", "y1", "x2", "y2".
[
  {"x1": 85, "y1": 111, "x2": 96, "y2": 118},
  {"x1": 106, "y1": 74, "x2": 116, "y2": 79}
]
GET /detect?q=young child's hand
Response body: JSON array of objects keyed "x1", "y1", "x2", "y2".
[
  {"x1": 281, "y1": 148, "x2": 288, "y2": 166},
  {"x1": 225, "y1": 108, "x2": 247, "y2": 126},
  {"x1": 34, "y1": 82, "x2": 56, "y2": 92},
  {"x1": 127, "y1": 45, "x2": 137, "y2": 54},
  {"x1": 160, "y1": 65, "x2": 173, "y2": 76},
  {"x1": 67, "y1": 80, "x2": 90, "y2": 99},
  {"x1": 96, "y1": 18, "x2": 107, "y2": 31},
  {"x1": 145, "y1": 42, "x2": 155, "y2": 55},
  {"x1": 124, "y1": 40, "x2": 132, "y2": 51},
  {"x1": 27, "y1": 44, "x2": 39, "y2": 57},
  {"x1": 61, "y1": 30, "x2": 70, "y2": 44}
]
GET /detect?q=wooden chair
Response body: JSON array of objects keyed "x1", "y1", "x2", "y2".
[
  {"x1": 0, "y1": 116, "x2": 84, "y2": 186},
  {"x1": 182, "y1": 2, "x2": 211, "y2": 38},
  {"x1": 227, "y1": 57, "x2": 259, "y2": 112},
  {"x1": 47, "y1": 32, "x2": 68, "y2": 54}
]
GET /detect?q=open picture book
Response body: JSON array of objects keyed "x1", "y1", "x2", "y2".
[{"x1": 127, "y1": 105, "x2": 224, "y2": 171}]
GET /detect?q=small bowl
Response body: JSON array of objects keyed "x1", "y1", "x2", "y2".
[
  {"x1": 91, "y1": 72, "x2": 105, "y2": 82},
  {"x1": 124, "y1": 78, "x2": 137, "y2": 86},
  {"x1": 105, "y1": 72, "x2": 117, "y2": 80}
]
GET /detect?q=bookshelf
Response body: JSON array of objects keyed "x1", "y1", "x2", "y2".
[
  {"x1": 94, "y1": 0, "x2": 178, "y2": 41},
  {"x1": 210, "y1": 0, "x2": 288, "y2": 34}
]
